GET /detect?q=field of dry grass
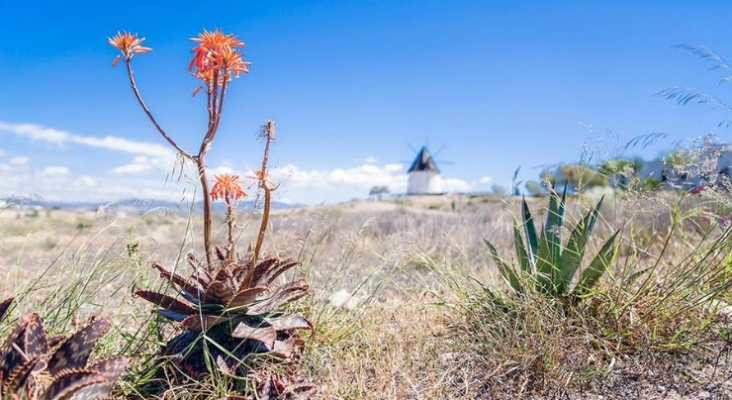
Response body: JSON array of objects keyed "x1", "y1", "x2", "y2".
[{"x1": 1, "y1": 191, "x2": 731, "y2": 399}]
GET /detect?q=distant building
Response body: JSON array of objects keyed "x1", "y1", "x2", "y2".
[{"x1": 407, "y1": 146, "x2": 443, "y2": 195}]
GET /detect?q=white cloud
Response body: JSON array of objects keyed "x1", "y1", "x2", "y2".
[
  {"x1": 73, "y1": 176, "x2": 97, "y2": 188},
  {"x1": 110, "y1": 155, "x2": 179, "y2": 176},
  {"x1": 0, "y1": 121, "x2": 174, "y2": 158},
  {"x1": 9, "y1": 156, "x2": 29, "y2": 166},
  {"x1": 364, "y1": 156, "x2": 378, "y2": 164},
  {"x1": 40, "y1": 166, "x2": 70, "y2": 177},
  {"x1": 273, "y1": 163, "x2": 408, "y2": 190},
  {"x1": 111, "y1": 163, "x2": 153, "y2": 175},
  {"x1": 442, "y1": 177, "x2": 473, "y2": 192},
  {"x1": 478, "y1": 176, "x2": 493, "y2": 184}
]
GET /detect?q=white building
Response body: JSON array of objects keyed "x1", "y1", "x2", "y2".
[{"x1": 407, "y1": 146, "x2": 443, "y2": 195}]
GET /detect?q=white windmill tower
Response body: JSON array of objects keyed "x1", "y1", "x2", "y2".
[{"x1": 406, "y1": 146, "x2": 443, "y2": 195}]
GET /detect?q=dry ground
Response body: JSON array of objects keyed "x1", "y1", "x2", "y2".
[{"x1": 1, "y1": 193, "x2": 731, "y2": 399}]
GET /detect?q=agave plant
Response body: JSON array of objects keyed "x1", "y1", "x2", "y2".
[
  {"x1": 136, "y1": 250, "x2": 313, "y2": 383},
  {"x1": 0, "y1": 314, "x2": 129, "y2": 399},
  {"x1": 485, "y1": 188, "x2": 619, "y2": 300}
]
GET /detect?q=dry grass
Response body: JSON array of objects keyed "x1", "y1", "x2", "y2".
[{"x1": 1, "y1": 191, "x2": 731, "y2": 399}]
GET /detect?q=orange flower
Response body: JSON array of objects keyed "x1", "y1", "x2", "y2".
[
  {"x1": 188, "y1": 29, "x2": 250, "y2": 85},
  {"x1": 211, "y1": 173, "x2": 247, "y2": 201},
  {"x1": 247, "y1": 170, "x2": 274, "y2": 190},
  {"x1": 108, "y1": 31, "x2": 152, "y2": 67}
]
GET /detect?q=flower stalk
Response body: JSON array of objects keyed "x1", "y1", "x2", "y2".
[{"x1": 110, "y1": 29, "x2": 250, "y2": 269}]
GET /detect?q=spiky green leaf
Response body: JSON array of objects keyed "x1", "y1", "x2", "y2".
[
  {"x1": 555, "y1": 196, "x2": 605, "y2": 293},
  {"x1": 574, "y1": 230, "x2": 619, "y2": 297},
  {"x1": 521, "y1": 199, "x2": 539, "y2": 264},
  {"x1": 484, "y1": 238, "x2": 523, "y2": 293}
]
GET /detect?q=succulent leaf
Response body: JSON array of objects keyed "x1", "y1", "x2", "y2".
[
  {"x1": 23, "y1": 314, "x2": 50, "y2": 361},
  {"x1": 157, "y1": 310, "x2": 189, "y2": 322},
  {"x1": 266, "y1": 315, "x2": 313, "y2": 331},
  {"x1": 3, "y1": 358, "x2": 39, "y2": 397},
  {"x1": 47, "y1": 318, "x2": 111, "y2": 374},
  {"x1": 231, "y1": 324, "x2": 276, "y2": 349},
  {"x1": 135, "y1": 290, "x2": 197, "y2": 315},
  {"x1": 40, "y1": 369, "x2": 106, "y2": 400},
  {"x1": 153, "y1": 263, "x2": 205, "y2": 298},
  {"x1": 246, "y1": 280, "x2": 309, "y2": 315},
  {"x1": 227, "y1": 286, "x2": 269, "y2": 309},
  {"x1": 180, "y1": 315, "x2": 228, "y2": 331},
  {"x1": 0, "y1": 297, "x2": 14, "y2": 323}
]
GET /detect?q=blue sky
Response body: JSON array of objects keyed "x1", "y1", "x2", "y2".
[{"x1": 2, "y1": 1, "x2": 732, "y2": 204}]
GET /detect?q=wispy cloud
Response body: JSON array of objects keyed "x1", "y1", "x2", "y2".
[
  {"x1": 8, "y1": 156, "x2": 29, "y2": 166},
  {"x1": 40, "y1": 166, "x2": 70, "y2": 177},
  {"x1": 110, "y1": 155, "x2": 175, "y2": 176},
  {"x1": 0, "y1": 121, "x2": 174, "y2": 158}
]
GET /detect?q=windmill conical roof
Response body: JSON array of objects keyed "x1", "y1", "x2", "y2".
[{"x1": 408, "y1": 146, "x2": 440, "y2": 173}]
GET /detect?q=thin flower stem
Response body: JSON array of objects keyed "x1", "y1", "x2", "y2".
[
  {"x1": 124, "y1": 59, "x2": 193, "y2": 160},
  {"x1": 197, "y1": 74, "x2": 230, "y2": 269},
  {"x1": 196, "y1": 157, "x2": 214, "y2": 269},
  {"x1": 249, "y1": 120, "x2": 275, "y2": 280},
  {"x1": 226, "y1": 197, "x2": 235, "y2": 264}
]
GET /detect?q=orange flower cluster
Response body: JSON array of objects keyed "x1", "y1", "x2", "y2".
[
  {"x1": 108, "y1": 31, "x2": 152, "y2": 67},
  {"x1": 211, "y1": 173, "x2": 247, "y2": 202},
  {"x1": 189, "y1": 29, "x2": 250, "y2": 87}
]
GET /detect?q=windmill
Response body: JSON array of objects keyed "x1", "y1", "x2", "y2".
[{"x1": 405, "y1": 144, "x2": 450, "y2": 195}]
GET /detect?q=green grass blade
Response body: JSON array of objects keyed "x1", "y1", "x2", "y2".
[
  {"x1": 556, "y1": 196, "x2": 606, "y2": 293},
  {"x1": 484, "y1": 238, "x2": 523, "y2": 293},
  {"x1": 574, "y1": 230, "x2": 619, "y2": 297}
]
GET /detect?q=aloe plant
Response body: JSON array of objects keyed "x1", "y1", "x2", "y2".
[
  {"x1": 485, "y1": 188, "x2": 619, "y2": 300},
  {"x1": 136, "y1": 250, "x2": 315, "y2": 397},
  {"x1": 0, "y1": 314, "x2": 129, "y2": 399}
]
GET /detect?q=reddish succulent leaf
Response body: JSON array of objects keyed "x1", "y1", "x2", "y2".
[
  {"x1": 0, "y1": 297, "x2": 14, "y2": 322},
  {"x1": 3, "y1": 358, "x2": 39, "y2": 396},
  {"x1": 215, "y1": 355, "x2": 238, "y2": 376},
  {"x1": 231, "y1": 323, "x2": 276, "y2": 349},
  {"x1": 153, "y1": 263, "x2": 205, "y2": 295},
  {"x1": 67, "y1": 356, "x2": 130, "y2": 399},
  {"x1": 227, "y1": 286, "x2": 268, "y2": 309},
  {"x1": 270, "y1": 335, "x2": 305, "y2": 359},
  {"x1": 246, "y1": 279, "x2": 309, "y2": 315},
  {"x1": 47, "y1": 334, "x2": 68, "y2": 349},
  {"x1": 47, "y1": 318, "x2": 110, "y2": 374},
  {"x1": 40, "y1": 369, "x2": 106, "y2": 400},
  {"x1": 186, "y1": 256, "x2": 213, "y2": 286},
  {"x1": 89, "y1": 356, "x2": 130, "y2": 384},
  {"x1": 135, "y1": 290, "x2": 197, "y2": 314},
  {"x1": 205, "y1": 281, "x2": 235, "y2": 304},
  {"x1": 251, "y1": 257, "x2": 298, "y2": 286},
  {"x1": 267, "y1": 314, "x2": 313, "y2": 331},
  {"x1": 179, "y1": 314, "x2": 228, "y2": 331},
  {"x1": 22, "y1": 313, "x2": 49, "y2": 360},
  {"x1": 0, "y1": 314, "x2": 33, "y2": 375}
]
